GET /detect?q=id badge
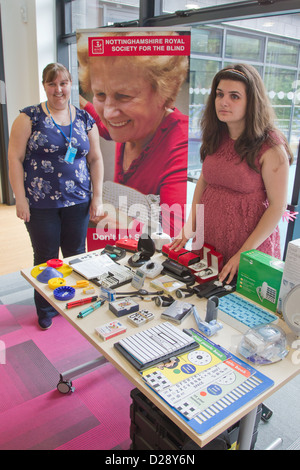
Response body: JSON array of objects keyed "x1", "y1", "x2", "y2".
[{"x1": 64, "y1": 145, "x2": 77, "y2": 163}]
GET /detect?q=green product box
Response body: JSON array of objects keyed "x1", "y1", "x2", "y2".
[{"x1": 237, "y1": 250, "x2": 284, "y2": 312}]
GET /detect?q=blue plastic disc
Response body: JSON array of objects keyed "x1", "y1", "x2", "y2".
[{"x1": 53, "y1": 286, "x2": 75, "y2": 301}]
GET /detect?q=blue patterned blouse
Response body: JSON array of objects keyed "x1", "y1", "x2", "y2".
[{"x1": 21, "y1": 104, "x2": 95, "y2": 208}]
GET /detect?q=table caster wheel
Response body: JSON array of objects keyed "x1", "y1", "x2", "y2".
[
  {"x1": 261, "y1": 404, "x2": 273, "y2": 422},
  {"x1": 57, "y1": 380, "x2": 75, "y2": 394}
]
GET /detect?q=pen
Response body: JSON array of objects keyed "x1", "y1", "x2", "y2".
[
  {"x1": 65, "y1": 295, "x2": 98, "y2": 309},
  {"x1": 77, "y1": 300, "x2": 105, "y2": 318}
]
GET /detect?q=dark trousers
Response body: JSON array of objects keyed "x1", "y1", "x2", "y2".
[{"x1": 25, "y1": 202, "x2": 90, "y2": 321}]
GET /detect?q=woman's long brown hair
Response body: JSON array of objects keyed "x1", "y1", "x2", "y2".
[{"x1": 200, "y1": 63, "x2": 293, "y2": 170}]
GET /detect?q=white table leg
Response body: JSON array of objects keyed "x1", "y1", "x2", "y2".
[{"x1": 237, "y1": 406, "x2": 258, "y2": 450}]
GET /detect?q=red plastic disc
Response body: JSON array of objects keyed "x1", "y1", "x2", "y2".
[{"x1": 47, "y1": 258, "x2": 63, "y2": 268}]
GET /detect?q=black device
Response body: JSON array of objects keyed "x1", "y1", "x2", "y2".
[
  {"x1": 101, "y1": 244, "x2": 126, "y2": 261},
  {"x1": 161, "y1": 258, "x2": 195, "y2": 286},
  {"x1": 194, "y1": 278, "x2": 236, "y2": 299},
  {"x1": 128, "y1": 235, "x2": 156, "y2": 267}
]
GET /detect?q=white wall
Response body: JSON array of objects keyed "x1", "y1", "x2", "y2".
[{"x1": 0, "y1": 0, "x2": 56, "y2": 131}]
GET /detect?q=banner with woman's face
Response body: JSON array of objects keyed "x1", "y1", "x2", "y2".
[{"x1": 76, "y1": 28, "x2": 191, "y2": 247}]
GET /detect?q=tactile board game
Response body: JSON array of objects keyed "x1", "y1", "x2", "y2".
[{"x1": 141, "y1": 329, "x2": 274, "y2": 434}]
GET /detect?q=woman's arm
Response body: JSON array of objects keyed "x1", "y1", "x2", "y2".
[
  {"x1": 219, "y1": 144, "x2": 289, "y2": 283},
  {"x1": 8, "y1": 113, "x2": 32, "y2": 222},
  {"x1": 170, "y1": 171, "x2": 207, "y2": 250},
  {"x1": 86, "y1": 123, "x2": 104, "y2": 222}
]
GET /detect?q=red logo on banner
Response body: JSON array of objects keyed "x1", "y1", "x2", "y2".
[
  {"x1": 90, "y1": 38, "x2": 104, "y2": 55},
  {"x1": 88, "y1": 35, "x2": 190, "y2": 56}
]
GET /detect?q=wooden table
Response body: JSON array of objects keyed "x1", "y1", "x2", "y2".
[{"x1": 21, "y1": 252, "x2": 300, "y2": 450}]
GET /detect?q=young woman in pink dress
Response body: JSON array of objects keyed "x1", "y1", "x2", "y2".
[{"x1": 171, "y1": 64, "x2": 293, "y2": 284}]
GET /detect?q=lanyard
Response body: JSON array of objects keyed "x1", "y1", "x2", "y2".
[{"x1": 45, "y1": 101, "x2": 73, "y2": 147}]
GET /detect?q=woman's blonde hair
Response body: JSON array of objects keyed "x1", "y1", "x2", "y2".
[{"x1": 77, "y1": 31, "x2": 189, "y2": 108}]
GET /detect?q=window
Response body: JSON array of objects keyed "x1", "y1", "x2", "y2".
[
  {"x1": 225, "y1": 31, "x2": 264, "y2": 62},
  {"x1": 71, "y1": 0, "x2": 139, "y2": 30},
  {"x1": 267, "y1": 39, "x2": 299, "y2": 67},
  {"x1": 264, "y1": 66, "x2": 297, "y2": 137},
  {"x1": 162, "y1": 0, "x2": 253, "y2": 14},
  {"x1": 190, "y1": 26, "x2": 222, "y2": 56}
]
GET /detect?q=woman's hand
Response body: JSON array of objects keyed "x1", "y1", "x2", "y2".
[
  {"x1": 169, "y1": 234, "x2": 189, "y2": 251},
  {"x1": 89, "y1": 195, "x2": 104, "y2": 223},
  {"x1": 218, "y1": 251, "x2": 241, "y2": 284},
  {"x1": 16, "y1": 198, "x2": 30, "y2": 223},
  {"x1": 169, "y1": 224, "x2": 194, "y2": 251}
]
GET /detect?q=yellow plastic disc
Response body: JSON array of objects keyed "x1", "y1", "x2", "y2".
[
  {"x1": 31, "y1": 263, "x2": 73, "y2": 279},
  {"x1": 48, "y1": 277, "x2": 66, "y2": 290}
]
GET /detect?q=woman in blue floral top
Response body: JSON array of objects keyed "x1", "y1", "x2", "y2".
[{"x1": 8, "y1": 63, "x2": 104, "y2": 329}]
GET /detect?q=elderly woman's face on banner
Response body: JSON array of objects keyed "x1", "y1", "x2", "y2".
[{"x1": 90, "y1": 58, "x2": 166, "y2": 146}]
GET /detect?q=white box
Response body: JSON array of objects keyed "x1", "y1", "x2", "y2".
[{"x1": 278, "y1": 238, "x2": 300, "y2": 313}]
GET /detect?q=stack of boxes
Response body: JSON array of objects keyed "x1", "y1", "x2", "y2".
[{"x1": 278, "y1": 239, "x2": 300, "y2": 313}]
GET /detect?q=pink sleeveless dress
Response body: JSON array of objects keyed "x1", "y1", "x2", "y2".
[{"x1": 200, "y1": 133, "x2": 281, "y2": 265}]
